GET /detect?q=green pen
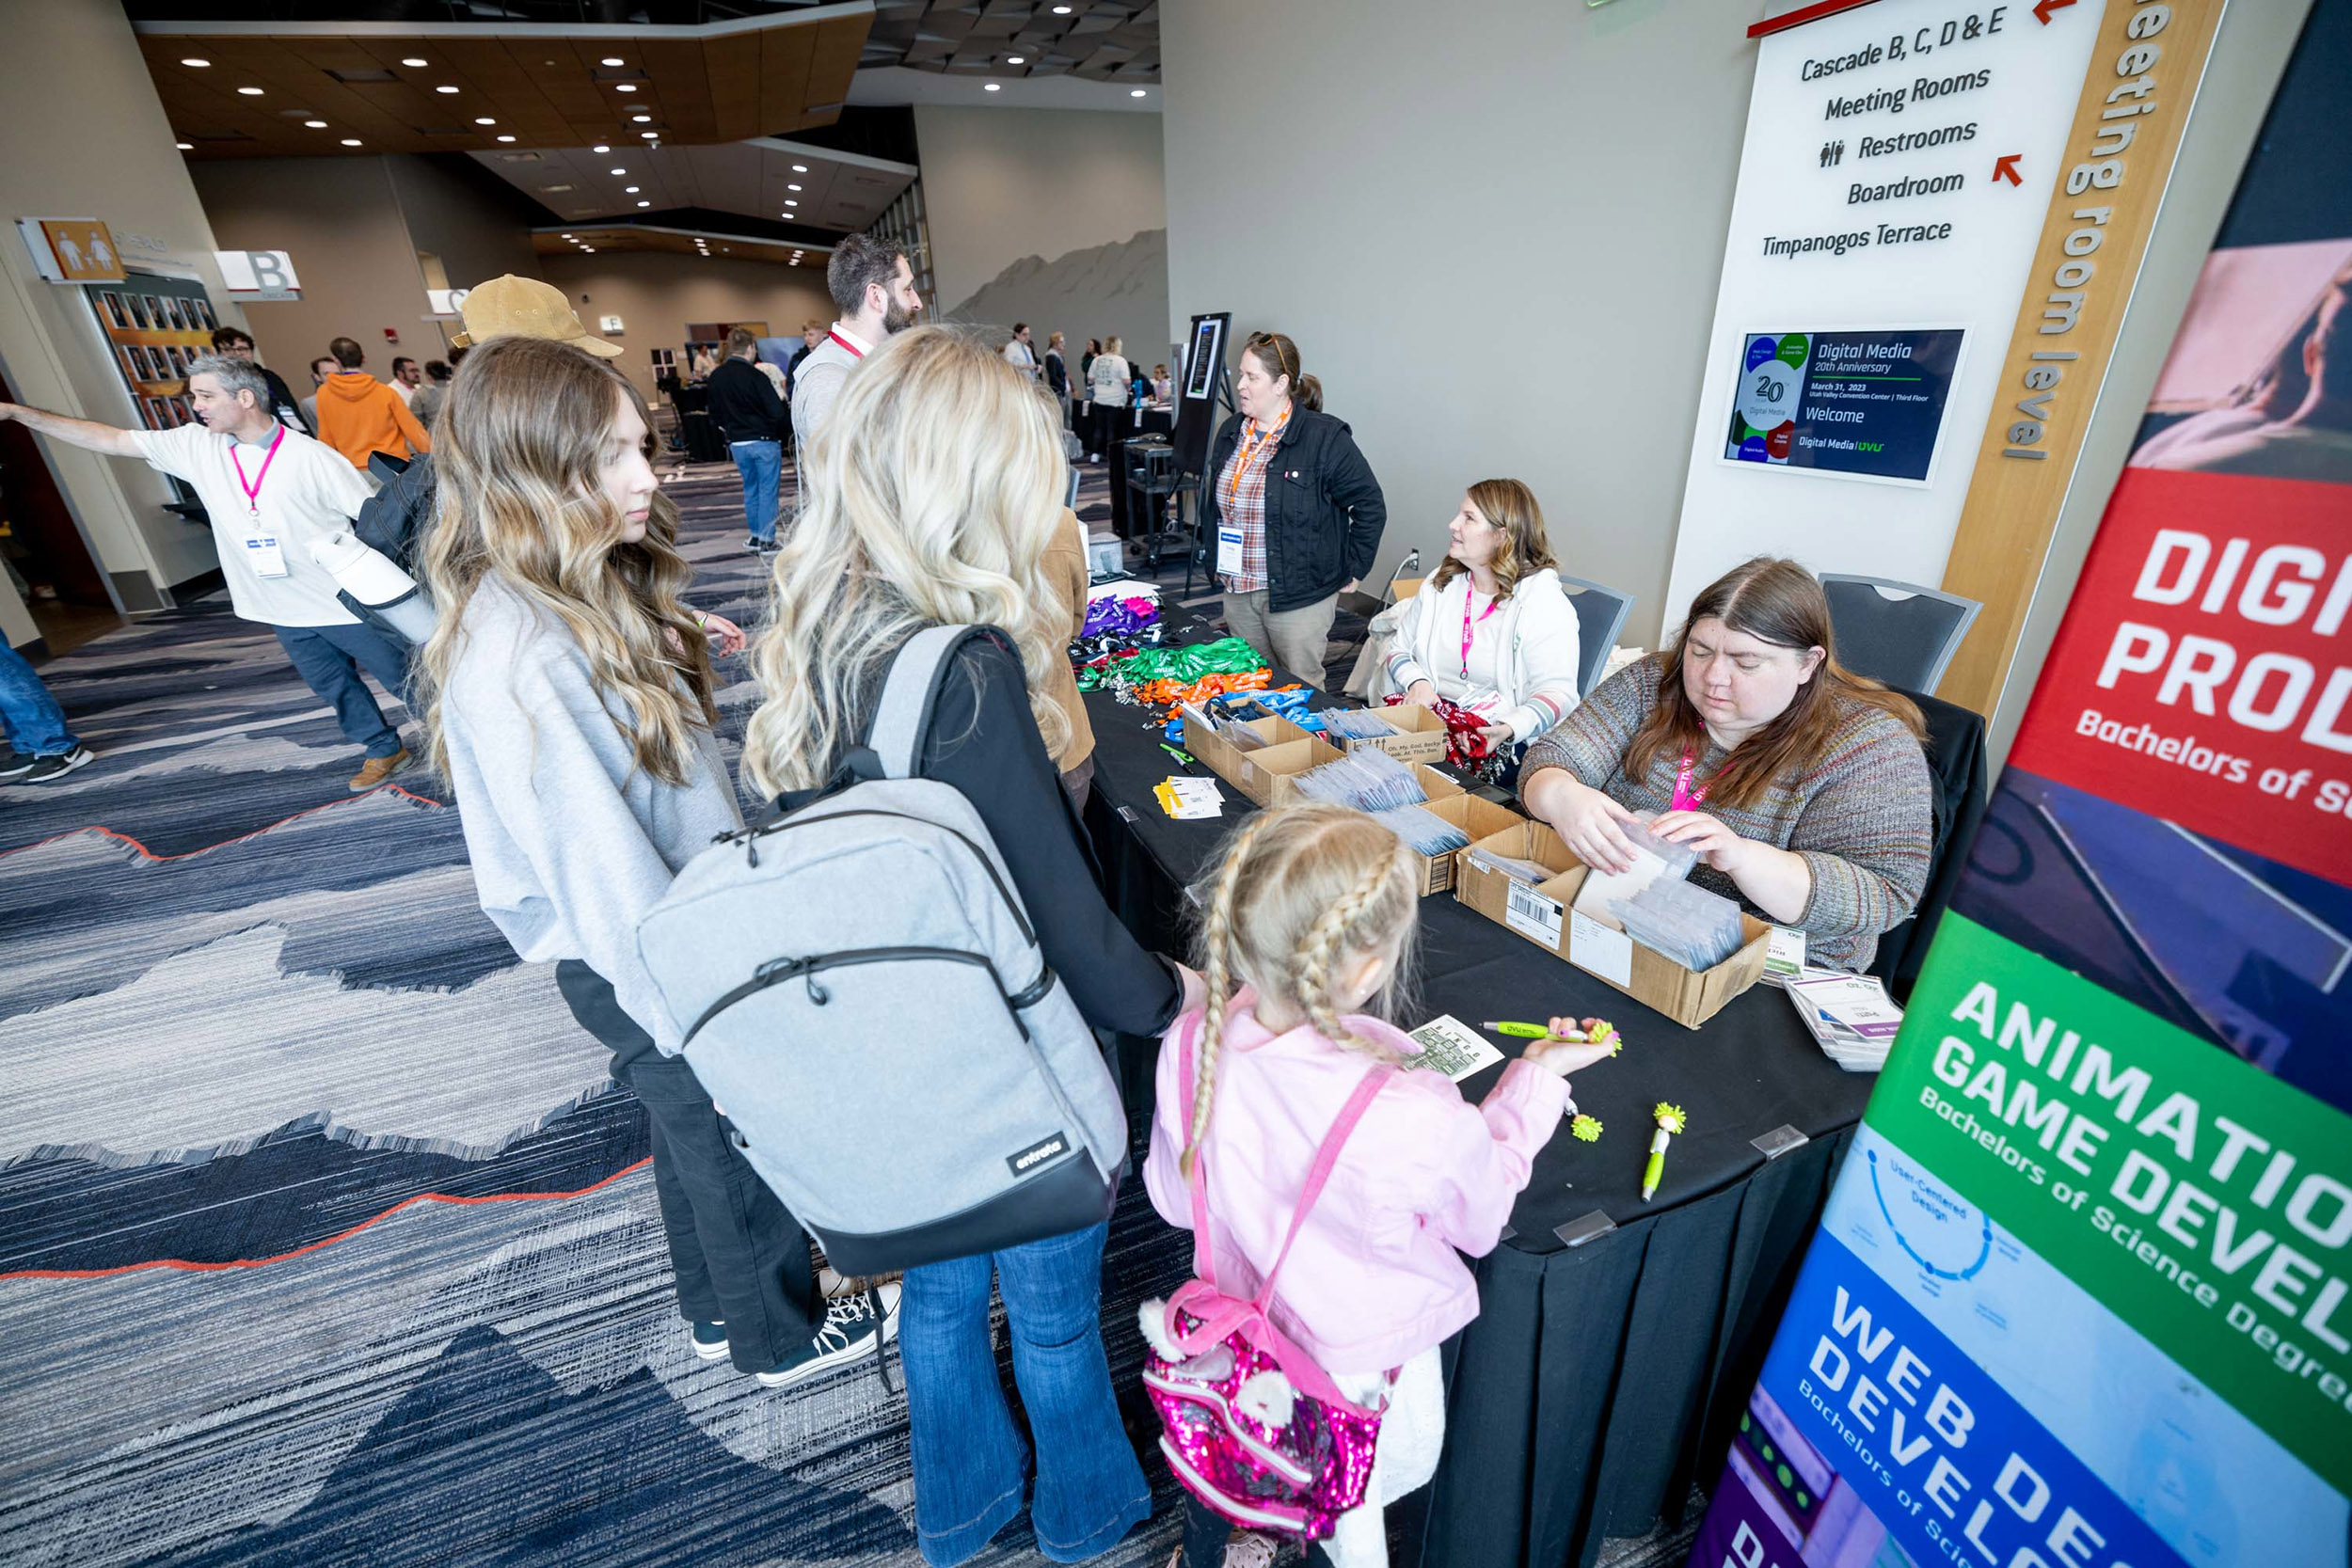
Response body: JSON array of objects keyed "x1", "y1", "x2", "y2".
[
  {"x1": 1485, "y1": 1019, "x2": 1622, "y2": 1052},
  {"x1": 1643, "y1": 1102, "x2": 1688, "y2": 1202},
  {"x1": 1483, "y1": 1021, "x2": 1554, "y2": 1039}
]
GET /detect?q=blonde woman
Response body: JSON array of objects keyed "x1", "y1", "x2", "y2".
[
  {"x1": 1085, "y1": 333, "x2": 1131, "y2": 463},
  {"x1": 742, "y1": 325, "x2": 1204, "y2": 1567},
  {"x1": 419, "y1": 336, "x2": 882, "y2": 1391},
  {"x1": 1375, "y1": 479, "x2": 1582, "y2": 782}
]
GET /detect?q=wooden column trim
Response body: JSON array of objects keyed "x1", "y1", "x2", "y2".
[{"x1": 1936, "y1": 0, "x2": 2228, "y2": 717}]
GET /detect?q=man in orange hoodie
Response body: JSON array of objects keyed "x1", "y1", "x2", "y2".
[{"x1": 313, "y1": 336, "x2": 431, "y2": 471}]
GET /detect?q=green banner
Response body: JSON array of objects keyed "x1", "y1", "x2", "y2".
[{"x1": 1867, "y1": 914, "x2": 2352, "y2": 1493}]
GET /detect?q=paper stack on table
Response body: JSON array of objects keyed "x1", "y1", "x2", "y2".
[
  {"x1": 1406, "y1": 1015, "x2": 1506, "y2": 1083},
  {"x1": 1154, "y1": 775, "x2": 1226, "y2": 820},
  {"x1": 1785, "y1": 969, "x2": 1904, "y2": 1071}
]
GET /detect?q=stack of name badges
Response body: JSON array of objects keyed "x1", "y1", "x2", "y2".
[
  {"x1": 1288, "y1": 749, "x2": 1426, "y2": 812},
  {"x1": 1572, "y1": 816, "x2": 1750, "y2": 973}
]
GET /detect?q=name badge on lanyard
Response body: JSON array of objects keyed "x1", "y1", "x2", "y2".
[
  {"x1": 1216, "y1": 525, "x2": 1246, "y2": 576},
  {"x1": 244, "y1": 531, "x2": 290, "y2": 578},
  {"x1": 230, "y1": 425, "x2": 290, "y2": 578}
]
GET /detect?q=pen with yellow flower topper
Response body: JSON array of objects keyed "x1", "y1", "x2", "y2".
[
  {"x1": 1485, "y1": 1018, "x2": 1618, "y2": 1143},
  {"x1": 1642, "y1": 1102, "x2": 1688, "y2": 1201}
]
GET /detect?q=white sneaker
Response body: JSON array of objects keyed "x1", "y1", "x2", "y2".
[{"x1": 753, "y1": 1283, "x2": 901, "y2": 1387}]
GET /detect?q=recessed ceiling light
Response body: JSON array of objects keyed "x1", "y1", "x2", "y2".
[
  {"x1": 176, "y1": 141, "x2": 194, "y2": 150},
  {"x1": 787, "y1": 182, "x2": 802, "y2": 191},
  {"x1": 610, "y1": 166, "x2": 626, "y2": 174},
  {"x1": 181, "y1": 57, "x2": 209, "y2": 67},
  {"x1": 600, "y1": 56, "x2": 624, "y2": 67},
  {"x1": 237, "y1": 86, "x2": 264, "y2": 95},
  {"x1": 341, "y1": 137, "x2": 362, "y2": 146},
  {"x1": 792, "y1": 164, "x2": 807, "y2": 173},
  {"x1": 1053, "y1": 3, "x2": 1072, "y2": 11},
  {"x1": 563, "y1": 232, "x2": 574, "y2": 238},
  {"x1": 436, "y1": 85, "x2": 459, "y2": 94},
  {"x1": 631, "y1": 114, "x2": 651, "y2": 123},
  {"x1": 624, "y1": 185, "x2": 640, "y2": 193},
  {"x1": 497, "y1": 135, "x2": 516, "y2": 142},
  {"x1": 984, "y1": 82, "x2": 1001, "y2": 91},
  {"x1": 636, "y1": 199, "x2": 650, "y2": 207},
  {"x1": 305, "y1": 119, "x2": 327, "y2": 128},
  {"x1": 640, "y1": 131, "x2": 658, "y2": 139},
  {"x1": 785, "y1": 198, "x2": 798, "y2": 206},
  {"x1": 614, "y1": 83, "x2": 636, "y2": 92},
  {"x1": 1008, "y1": 55, "x2": 1025, "y2": 64},
  {"x1": 582, "y1": 247, "x2": 595, "y2": 253},
  {"x1": 401, "y1": 56, "x2": 427, "y2": 67},
  {"x1": 475, "y1": 117, "x2": 496, "y2": 125},
  {"x1": 592, "y1": 143, "x2": 610, "y2": 152},
  {"x1": 1131, "y1": 88, "x2": 1148, "y2": 97}
]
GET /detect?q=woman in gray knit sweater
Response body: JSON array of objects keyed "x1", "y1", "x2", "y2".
[{"x1": 1518, "y1": 557, "x2": 1933, "y2": 973}]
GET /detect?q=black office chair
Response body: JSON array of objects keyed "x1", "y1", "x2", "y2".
[
  {"x1": 1821, "y1": 575, "x2": 1982, "y2": 695},
  {"x1": 1869, "y1": 687, "x2": 1989, "y2": 1002},
  {"x1": 1554, "y1": 573, "x2": 1635, "y2": 698}
]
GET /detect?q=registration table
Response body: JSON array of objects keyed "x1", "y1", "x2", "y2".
[{"x1": 1075, "y1": 641, "x2": 1872, "y2": 1568}]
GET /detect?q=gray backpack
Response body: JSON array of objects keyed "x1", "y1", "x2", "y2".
[{"x1": 634, "y1": 625, "x2": 1127, "y2": 1275}]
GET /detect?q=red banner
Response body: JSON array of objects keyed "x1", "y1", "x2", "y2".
[{"x1": 2009, "y1": 465, "x2": 2352, "y2": 883}]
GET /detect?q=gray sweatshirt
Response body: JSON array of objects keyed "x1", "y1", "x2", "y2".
[{"x1": 438, "y1": 577, "x2": 741, "y2": 1053}]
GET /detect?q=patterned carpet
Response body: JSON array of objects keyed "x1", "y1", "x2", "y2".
[{"x1": 0, "y1": 454, "x2": 1221, "y2": 1568}]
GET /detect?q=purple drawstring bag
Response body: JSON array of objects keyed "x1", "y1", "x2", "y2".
[{"x1": 1140, "y1": 1013, "x2": 1392, "y2": 1542}]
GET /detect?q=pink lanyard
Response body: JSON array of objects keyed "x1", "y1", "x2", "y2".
[
  {"x1": 1459, "y1": 585, "x2": 1501, "y2": 677},
  {"x1": 1672, "y1": 747, "x2": 1709, "y2": 812},
  {"x1": 827, "y1": 329, "x2": 866, "y2": 358},
  {"x1": 229, "y1": 425, "x2": 285, "y2": 521}
]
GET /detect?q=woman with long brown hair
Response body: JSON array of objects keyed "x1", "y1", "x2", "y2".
[
  {"x1": 1518, "y1": 557, "x2": 1933, "y2": 973},
  {"x1": 419, "y1": 334, "x2": 877, "y2": 1392},
  {"x1": 1374, "y1": 478, "x2": 1582, "y2": 781}
]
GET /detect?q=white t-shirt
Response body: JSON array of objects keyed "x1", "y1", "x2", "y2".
[
  {"x1": 1089, "y1": 354, "x2": 1131, "y2": 408},
  {"x1": 136, "y1": 421, "x2": 373, "y2": 627}
]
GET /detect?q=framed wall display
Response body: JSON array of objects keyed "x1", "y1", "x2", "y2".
[
  {"x1": 1182, "y1": 313, "x2": 1227, "y2": 401},
  {"x1": 87, "y1": 271, "x2": 220, "y2": 436},
  {"x1": 1718, "y1": 326, "x2": 1967, "y2": 487}
]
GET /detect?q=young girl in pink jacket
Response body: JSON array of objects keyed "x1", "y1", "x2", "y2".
[{"x1": 1144, "y1": 802, "x2": 1612, "y2": 1568}]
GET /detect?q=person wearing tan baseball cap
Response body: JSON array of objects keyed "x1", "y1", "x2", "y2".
[
  {"x1": 450, "y1": 275, "x2": 623, "y2": 358},
  {"x1": 351, "y1": 276, "x2": 747, "y2": 656}
]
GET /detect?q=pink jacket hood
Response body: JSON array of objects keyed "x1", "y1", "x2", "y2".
[{"x1": 1144, "y1": 998, "x2": 1567, "y2": 1375}]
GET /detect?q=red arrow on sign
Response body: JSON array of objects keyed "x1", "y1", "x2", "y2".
[
  {"x1": 2033, "y1": 0, "x2": 2078, "y2": 21},
  {"x1": 1994, "y1": 154, "x2": 2025, "y2": 186}
]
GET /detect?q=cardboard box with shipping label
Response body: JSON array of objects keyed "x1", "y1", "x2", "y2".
[
  {"x1": 1404, "y1": 793, "x2": 1527, "y2": 896},
  {"x1": 1452, "y1": 821, "x2": 1770, "y2": 1028},
  {"x1": 1328, "y1": 703, "x2": 1449, "y2": 766},
  {"x1": 1188, "y1": 713, "x2": 1343, "y2": 809}
]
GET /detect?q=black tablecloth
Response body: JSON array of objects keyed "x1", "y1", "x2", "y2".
[{"x1": 1076, "y1": 628, "x2": 1873, "y2": 1567}]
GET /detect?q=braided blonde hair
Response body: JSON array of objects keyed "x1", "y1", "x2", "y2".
[{"x1": 1179, "y1": 802, "x2": 1420, "y2": 1180}]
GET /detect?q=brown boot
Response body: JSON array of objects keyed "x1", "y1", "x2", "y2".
[{"x1": 348, "y1": 748, "x2": 410, "y2": 792}]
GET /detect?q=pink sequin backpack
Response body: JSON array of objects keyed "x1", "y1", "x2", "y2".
[{"x1": 1139, "y1": 1014, "x2": 1394, "y2": 1543}]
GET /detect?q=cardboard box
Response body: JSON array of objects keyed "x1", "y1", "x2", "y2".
[
  {"x1": 1269, "y1": 757, "x2": 1463, "y2": 811},
  {"x1": 1188, "y1": 713, "x2": 1343, "y2": 809},
  {"x1": 1452, "y1": 821, "x2": 1771, "y2": 1029},
  {"x1": 1402, "y1": 793, "x2": 1527, "y2": 896},
  {"x1": 1328, "y1": 703, "x2": 1449, "y2": 766}
]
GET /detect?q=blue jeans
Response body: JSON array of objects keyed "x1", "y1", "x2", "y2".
[
  {"x1": 899, "y1": 1221, "x2": 1151, "y2": 1566},
  {"x1": 274, "y1": 622, "x2": 411, "y2": 758},
  {"x1": 731, "y1": 439, "x2": 783, "y2": 542},
  {"x1": 0, "y1": 641, "x2": 78, "y2": 755}
]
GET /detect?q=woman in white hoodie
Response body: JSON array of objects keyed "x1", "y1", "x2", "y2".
[{"x1": 1375, "y1": 479, "x2": 1581, "y2": 782}]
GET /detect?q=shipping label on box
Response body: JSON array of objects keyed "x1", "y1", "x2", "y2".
[{"x1": 1333, "y1": 704, "x2": 1448, "y2": 766}]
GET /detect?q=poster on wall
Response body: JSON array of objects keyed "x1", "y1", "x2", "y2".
[
  {"x1": 1685, "y1": 5, "x2": 2350, "y2": 1566},
  {"x1": 1722, "y1": 327, "x2": 1965, "y2": 483}
]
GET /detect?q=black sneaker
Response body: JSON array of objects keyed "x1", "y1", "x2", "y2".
[
  {"x1": 691, "y1": 1320, "x2": 730, "y2": 1361},
  {"x1": 0, "y1": 748, "x2": 31, "y2": 784},
  {"x1": 14, "y1": 746, "x2": 94, "y2": 784},
  {"x1": 753, "y1": 1282, "x2": 900, "y2": 1387}
]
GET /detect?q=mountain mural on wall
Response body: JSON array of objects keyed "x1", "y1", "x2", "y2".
[{"x1": 944, "y1": 228, "x2": 1172, "y2": 369}]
